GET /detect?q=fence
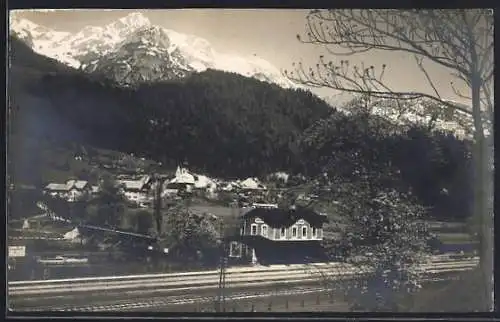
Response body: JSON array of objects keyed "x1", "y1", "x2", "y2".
[
  {"x1": 173, "y1": 292, "x2": 349, "y2": 312},
  {"x1": 186, "y1": 277, "x2": 456, "y2": 313}
]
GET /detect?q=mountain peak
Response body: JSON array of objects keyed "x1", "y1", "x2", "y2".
[
  {"x1": 9, "y1": 13, "x2": 301, "y2": 89},
  {"x1": 114, "y1": 12, "x2": 151, "y2": 30}
]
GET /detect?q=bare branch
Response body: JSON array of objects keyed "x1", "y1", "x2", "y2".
[
  {"x1": 450, "y1": 81, "x2": 472, "y2": 100},
  {"x1": 414, "y1": 55, "x2": 442, "y2": 99},
  {"x1": 287, "y1": 10, "x2": 496, "y2": 123},
  {"x1": 285, "y1": 66, "x2": 473, "y2": 116}
]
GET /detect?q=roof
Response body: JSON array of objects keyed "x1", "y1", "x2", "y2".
[
  {"x1": 170, "y1": 174, "x2": 195, "y2": 185},
  {"x1": 240, "y1": 178, "x2": 266, "y2": 190},
  {"x1": 45, "y1": 180, "x2": 90, "y2": 191},
  {"x1": 73, "y1": 180, "x2": 88, "y2": 189},
  {"x1": 172, "y1": 167, "x2": 196, "y2": 184},
  {"x1": 117, "y1": 178, "x2": 148, "y2": 191},
  {"x1": 140, "y1": 175, "x2": 151, "y2": 184},
  {"x1": 241, "y1": 207, "x2": 328, "y2": 228},
  {"x1": 45, "y1": 183, "x2": 70, "y2": 191}
]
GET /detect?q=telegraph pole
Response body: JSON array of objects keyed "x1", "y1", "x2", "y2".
[
  {"x1": 153, "y1": 174, "x2": 163, "y2": 237},
  {"x1": 216, "y1": 201, "x2": 240, "y2": 312},
  {"x1": 217, "y1": 220, "x2": 227, "y2": 312}
]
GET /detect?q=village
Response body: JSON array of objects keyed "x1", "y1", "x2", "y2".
[
  {"x1": 42, "y1": 165, "x2": 291, "y2": 206},
  {"x1": 9, "y1": 160, "x2": 340, "y2": 279},
  {"x1": 7, "y1": 8, "x2": 491, "y2": 313}
]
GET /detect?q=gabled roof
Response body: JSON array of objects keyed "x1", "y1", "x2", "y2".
[
  {"x1": 171, "y1": 166, "x2": 196, "y2": 184},
  {"x1": 66, "y1": 180, "x2": 76, "y2": 189},
  {"x1": 140, "y1": 175, "x2": 151, "y2": 185},
  {"x1": 241, "y1": 207, "x2": 328, "y2": 228},
  {"x1": 73, "y1": 180, "x2": 89, "y2": 189},
  {"x1": 240, "y1": 178, "x2": 266, "y2": 190},
  {"x1": 46, "y1": 180, "x2": 89, "y2": 191},
  {"x1": 116, "y1": 175, "x2": 151, "y2": 191},
  {"x1": 170, "y1": 174, "x2": 195, "y2": 185}
]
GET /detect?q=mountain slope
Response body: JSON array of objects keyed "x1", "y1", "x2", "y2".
[
  {"x1": 81, "y1": 26, "x2": 192, "y2": 85},
  {"x1": 9, "y1": 12, "x2": 298, "y2": 88},
  {"x1": 9, "y1": 35, "x2": 333, "y2": 180},
  {"x1": 9, "y1": 35, "x2": 474, "y2": 222}
]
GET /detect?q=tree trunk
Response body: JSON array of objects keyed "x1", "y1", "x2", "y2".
[
  {"x1": 471, "y1": 79, "x2": 494, "y2": 311},
  {"x1": 479, "y1": 131, "x2": 494, "y2": 311}
]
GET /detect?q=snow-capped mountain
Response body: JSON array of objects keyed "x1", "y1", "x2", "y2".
[
  {"x1": 9, "y1": 12, "x2": 475, "y2": 138},
  {"x1": 324, "y1": 92, "x2": 474, "y2": 139},
  {"x1": 9, "y1": 12, "x2": 298, "y2": 88}
]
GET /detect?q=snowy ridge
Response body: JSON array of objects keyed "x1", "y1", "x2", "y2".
[
  {"x1": 10, "y1": 12, "x2": 472, "y2": 137},
  {"x1": 334, "y1": 95, "x2": 474, "y2": 139},
  {"x1": 9, "y1": 12, "x2": 298, "y2": 88}
]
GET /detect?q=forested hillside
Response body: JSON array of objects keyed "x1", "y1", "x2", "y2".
[{"x1": 8, "y1": 35, "x2": 473, "y2": 221}]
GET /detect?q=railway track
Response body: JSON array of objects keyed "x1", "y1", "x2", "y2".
[
  {"x1": 8, "y1": 257, "x2": 477, "y2": 312},
  {"x1": 16, "y1": 286, "x2": 326, "y2": 312},
  {"x1": 9, "y1": 258, "x2": 478, "y2": 297},
  {"x1": 11, "y1": 274, "x2": 459, "y2": 312}
]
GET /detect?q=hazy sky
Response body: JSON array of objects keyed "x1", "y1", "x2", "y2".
[{"x1": 11, "y1": 9, "x2": 469, "y2": 103}]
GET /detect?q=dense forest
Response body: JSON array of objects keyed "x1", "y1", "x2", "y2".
[{"x1": 9, "y1": 36, "x2": 473, "y2": 221}]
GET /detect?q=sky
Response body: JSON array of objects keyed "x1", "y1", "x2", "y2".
[{"x1": 10, "y1": 9, "x2": 471, "y2": 103}]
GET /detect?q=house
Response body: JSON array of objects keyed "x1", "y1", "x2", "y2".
[
  {"x1": 221, "y1": 182, "x2": 240, "y2": 192},
  {"x1": 240, "y1": 178, "x2": 267, "y2": 192},
  {"x1": 166, "y1": 166, "x2": 195, "y2": 193},
  {"x1": 192, "y1": 174, "x2": 218, "y2": 198},
  {"x1": 228, "y1": 205, "x2": 329, "y2": 265},
  {"x1": 117, "y1": 175, "x2": 152, "y2": 206},
  {"x1": 44, "y1": 180, "x2": 91, "y2": 202}
]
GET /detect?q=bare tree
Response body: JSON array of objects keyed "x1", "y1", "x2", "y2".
[{"x1": 285, "y1": 9, "x2": 493, "y2": 311}]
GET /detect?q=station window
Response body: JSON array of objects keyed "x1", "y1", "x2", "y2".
[
  {"x1": 261, "y1": 225, "x2": 268, "y2": 237},
  {"x1": 251, "y1": 224, "x2": 257, "y2": 235},
  {"x1": 280, "y1": 227, "x2": 286, "y2": 239}
]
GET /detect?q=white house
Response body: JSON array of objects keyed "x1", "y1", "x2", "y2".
[
  {"x1": 166, "y1": 166, "x2": 195, "y2": 192},
  {"x1": 240, "y1": 178, "x2": 267, "y2": 191},
  {"x1": 228, "y1": 206, "x2": 329, "y2": 265},
  {"x1": 44, "y1": 180, "x2": 90, "y2": 202},
  {"x1": 192, "y1": 174, "x2": 219, "y2": 198},
  {"x1": 117, "y1": 175, "x2": 152, "y2": 206}
]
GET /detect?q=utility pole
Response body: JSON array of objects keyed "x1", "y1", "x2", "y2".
[
  {"x1": 153, "y1": 174, "x2": 163, "y2": 237},
  {"x1": 217, "y1": 220, "x2": 227, "y2": 312},
  {"x1": 217, "y1": 201, "x2": 241, "y2": 312}
]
